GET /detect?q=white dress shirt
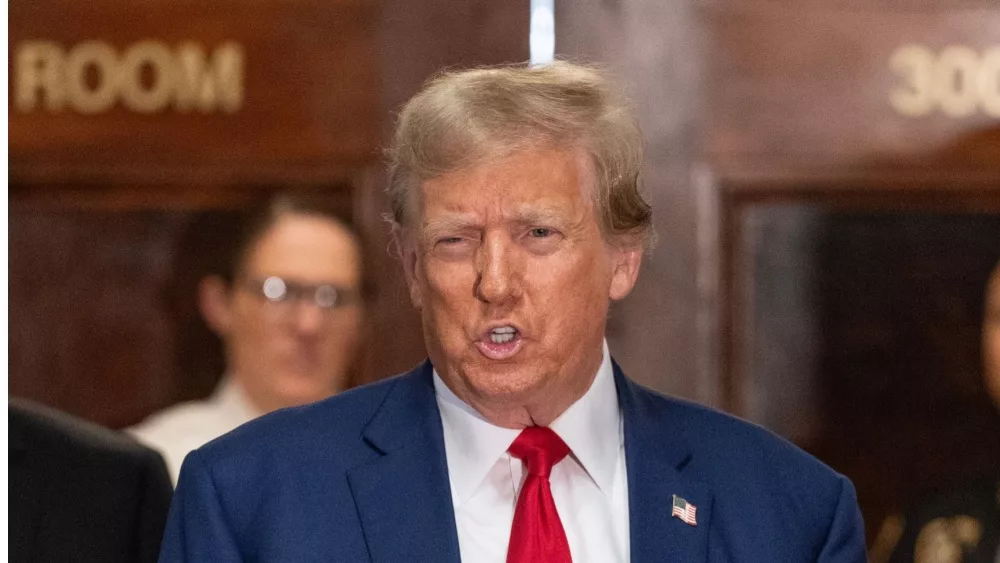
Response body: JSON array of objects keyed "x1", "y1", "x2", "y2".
[
  {"x1": 127, "y1": 377, "x2": 261, "y2": 484},
  {"x1": 434, "y1": 341, "x2": 630, "y2": 563}
]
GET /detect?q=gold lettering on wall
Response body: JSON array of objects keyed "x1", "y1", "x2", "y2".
[
  {"x1": 14, "y1": 40, "x2": 245, "y2": 114},
  {"x1": 890, "y1": 45, "x2": 1000, "y2": 119}
]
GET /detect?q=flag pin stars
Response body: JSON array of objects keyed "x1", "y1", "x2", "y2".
[{"x1": 672, "y1": 495, "x2": 697, "y2": 526}]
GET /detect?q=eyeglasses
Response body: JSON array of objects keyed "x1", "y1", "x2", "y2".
[{"x1": 240, "y1": 276, "x2": 359, "y2": 310}]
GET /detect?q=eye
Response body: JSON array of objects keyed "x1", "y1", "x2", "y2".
[
  {"x1": 521, "y1": 226, "x2": 563, "y2": 255},
  {"x1": 430, "y1": 234, "x2": 479, "y2": 260}
]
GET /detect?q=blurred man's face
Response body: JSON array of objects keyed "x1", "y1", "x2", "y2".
[
  {"x1": 401, "y1": 147, "x2": 641, "y2": 427},
  {"x1": 983, "y1": 265, "x2": 1000, "y2": 407},
  {"x1": 206, "y1": 214, "x2": 363, "y2": 414}
]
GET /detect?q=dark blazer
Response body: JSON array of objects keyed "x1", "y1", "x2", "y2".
[
  {"x1": 160, "y1": 360, "x2": 868, "y2": 562},
  {"x1": 10, "y1": 399, "x2": 174, "y2": 563}
]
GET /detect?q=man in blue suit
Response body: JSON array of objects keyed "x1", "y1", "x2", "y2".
[{"x1": 160, "y1": 61, "x2": 867, "y2": 562}]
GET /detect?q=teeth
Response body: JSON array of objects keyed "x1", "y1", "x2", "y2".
[{"x1": 488, "y1": 326, "x2": 517, "y2": 344}]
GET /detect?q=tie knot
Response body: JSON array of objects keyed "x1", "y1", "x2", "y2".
[{"x1": 508, "y1": 426, "x2": 570, "y2": 478}]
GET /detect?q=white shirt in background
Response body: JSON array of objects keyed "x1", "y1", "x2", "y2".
[
  {"x1": 434, "y1": 340, "x2": 630, "y2": 563},
  {"x1": 128, "y1": 377, "x2": 261, "y2": 485}
]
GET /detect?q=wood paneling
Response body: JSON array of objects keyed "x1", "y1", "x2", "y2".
[
  {"x1": 9, "y1": 0, "x2": 378, "y2": 189},
  {"x1": 701, "y1": 2, "x2": 1000, "y2": 177},
  {"x1": 9, "y1": 208, "x2": 189, "y2": 427}
]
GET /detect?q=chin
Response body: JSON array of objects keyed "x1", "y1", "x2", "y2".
[{"x1": 463, "y1": 364, "x2": 548, "y2": 404}]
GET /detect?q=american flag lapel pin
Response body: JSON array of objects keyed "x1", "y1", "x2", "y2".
[{"x1": 671, "y1": 494, "x2": 697, "y2": 526}]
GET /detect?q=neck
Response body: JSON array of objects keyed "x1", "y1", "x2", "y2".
[{"x1": 223, "y1": 376, "x2": 272, "y2": 417}]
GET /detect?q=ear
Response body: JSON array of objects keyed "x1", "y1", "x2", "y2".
[
  {"x1": 198, "y1": 275, "x2": 234, "y2": 336},
  {"x1": 393, "y1": 224, "x2": 424, "y2": 309},
  {"x1": 608, "y1": 241, "x2": 643, "y2": 301}
]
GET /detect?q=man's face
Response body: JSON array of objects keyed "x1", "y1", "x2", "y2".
[
  {"x1": 983, "y1": 265, "x2": 1000, "y2": 407},
  {"x1": 401, "y1": 147, "x2": 641, "y2": 425},
  {"x1": 211, "y1": 214, "x2": 364, "y2": 413}
]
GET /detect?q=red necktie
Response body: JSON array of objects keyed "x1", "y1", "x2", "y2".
[{"x1": 506, "y1": 426, "x2": 572, "y2": 563}]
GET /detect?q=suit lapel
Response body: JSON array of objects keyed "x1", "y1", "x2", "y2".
[
  {"x1": 346, "y1": 361, "x2": 462, "y2": 563},
  {"x1": 615, "y1": 362, "x2": 714, "y2": 563}
]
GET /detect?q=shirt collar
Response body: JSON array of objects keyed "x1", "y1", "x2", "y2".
[
  {"x1": 433, "y1": 340, "x2": 622, "y2": 504},
  {"x1": 549, "y1": 340, "x2": 621, "y2": 495},
  {"x1": 434, "y1": 369, "x2": 521, "y2": 505}
]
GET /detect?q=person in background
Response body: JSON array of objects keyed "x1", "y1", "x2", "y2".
[
  {"x1": 10, "y1": 398, "x2": 173, "y2": 563},
  {"x1": 873, "y1": 261, "x2": 1000, "y2": 563},
  {"x1": 129, "y1": 193, "x2": 368, "y2": 483}
]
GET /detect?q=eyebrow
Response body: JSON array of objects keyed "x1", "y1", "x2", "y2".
[
  {"x1": 419, "y1": 204, "x2": 578, "y2": 239},
  {"x1": 420, "y1": 215, "x2": 481, "y2": 243},
  {"x1": 507, "y1": 206, "x2": 568, "y2": 227}
]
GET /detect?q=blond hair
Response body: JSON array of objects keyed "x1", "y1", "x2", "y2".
[{"x1": 386, "y1": 61, "x2": 653, "y2": 247}]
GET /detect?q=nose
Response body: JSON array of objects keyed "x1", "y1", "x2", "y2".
[
  {"x1": 291, "y1": 300, "x2": 325, "y2": 336},
  {"x1": 474, "y1": 233, "x2": 520, "y2": 305}
]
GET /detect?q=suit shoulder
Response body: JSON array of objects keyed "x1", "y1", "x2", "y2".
[
  {"x1": 9, "y1": 399, "x2": 173, "y2": 511},
  {"x1": 195, "y1": 371, "x2": 408, "y2": 464},
  {"x1": 10, "y1": 398, "x2": 166, "y2": 469},
  {"x1": 632, "y1": 383, "x2": 845, "y2": 487},
  {"x1": 629, "y1": 384, "x2": 860, "y2": 553}
]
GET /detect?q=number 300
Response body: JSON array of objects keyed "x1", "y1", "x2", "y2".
[{"x1": 889, "y1": 45, "x2": 1000, "y2": 118}]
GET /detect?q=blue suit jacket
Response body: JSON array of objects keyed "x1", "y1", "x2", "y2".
[{"x1": 159, "y1": 360, "x2": 867, "y2": 562}]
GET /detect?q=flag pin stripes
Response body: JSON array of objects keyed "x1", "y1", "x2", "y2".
[{"x1": 671, "y1": 495, "x2": 697, "y2": 526}]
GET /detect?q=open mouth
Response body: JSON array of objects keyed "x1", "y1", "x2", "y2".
[{"x1": 475, "y1": 325, "x2": 524, "y2": 360}]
